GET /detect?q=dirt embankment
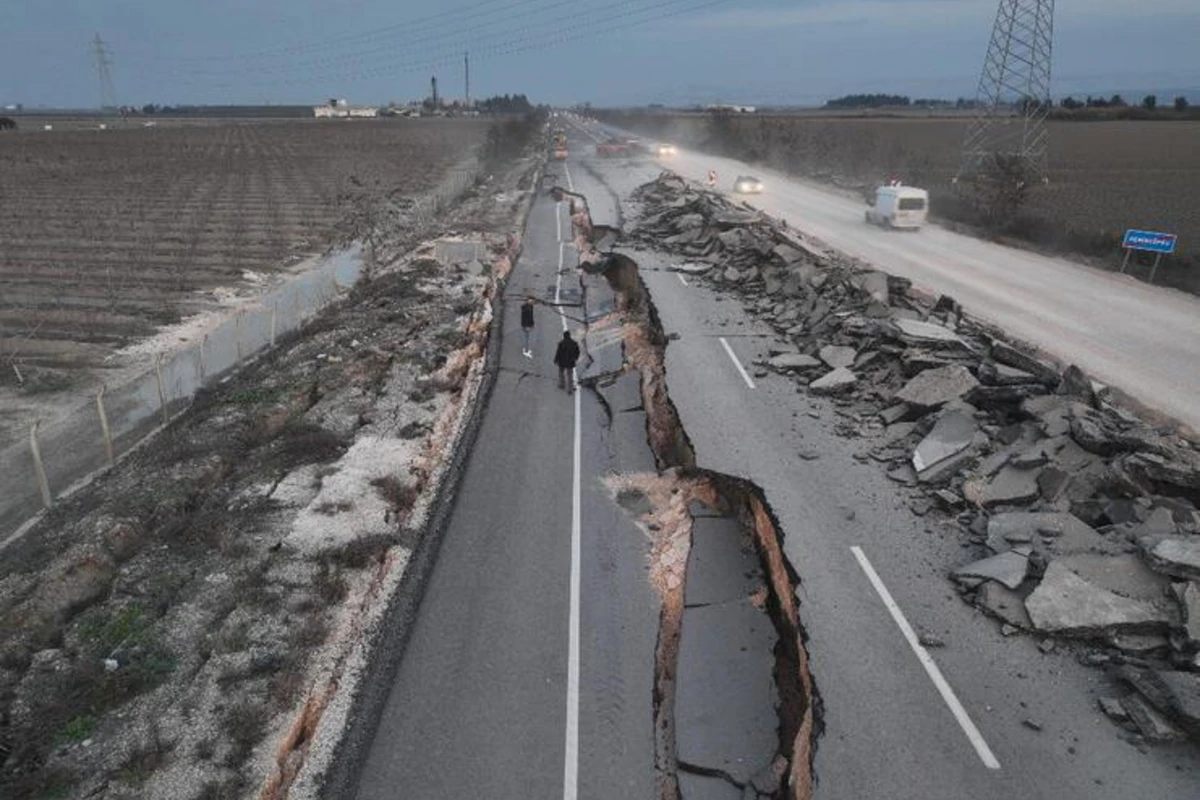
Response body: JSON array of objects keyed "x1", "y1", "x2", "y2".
[
  {"x1": 0, "y1": 149, "x2": 539, "y2": 800},
  {"x1": 596, "y1": 111, "x2": 1200, "y2": 295}
]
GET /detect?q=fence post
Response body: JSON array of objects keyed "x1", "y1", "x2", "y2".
[
  {"x1": 154, "y1": 353, "x2": 169, "y2": 426},
  {"x1": 198, "y1": 335, "x2": 208, "y2": 383},
  {"x1": 96, "y1": 385, "x2": 114, "y2": 466},
  {"x1": 235, "y1": 311, "x2": 244, "y2": 363},
  {"x1": 29, "y1": 420, "x2": 52, "y2": 509}
]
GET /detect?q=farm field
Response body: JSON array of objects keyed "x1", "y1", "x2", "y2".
[
  {"x1": 0, "y1": 118, "x2": 488, "y2": 438},
  {"x1": 601, "y1": 112, "x2": 1200, "y2": 290}
]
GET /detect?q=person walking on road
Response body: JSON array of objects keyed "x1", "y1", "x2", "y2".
[
  {"x1": 554, "y1": 330, "x2": 581, "y2": 394},
  {"x1": 520, "y1": 297, "x2": 535, "y2": 358}
]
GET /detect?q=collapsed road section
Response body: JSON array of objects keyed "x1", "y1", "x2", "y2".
[{"x1": 566, "y1": 188, "x2": 817, "y2": 799}]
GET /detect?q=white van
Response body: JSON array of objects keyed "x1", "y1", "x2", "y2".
[{"x1": 865, "y1": 185, "x2": 929, "y2": 230}]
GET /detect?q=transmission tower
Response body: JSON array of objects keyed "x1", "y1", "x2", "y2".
[
  {"x1": 958, "y1": 0, "x2": 1055, "y2": 184},
  {"x1": 91, "y1": 33, "x2": 118, "y2": 113}
]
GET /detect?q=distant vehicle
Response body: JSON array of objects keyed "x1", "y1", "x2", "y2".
[
  {"x1": 733, "y1": 175, "x2": 764, "y2": 194},
  {"x1": 554, "y1": 146, "x2": 568, "y2": 160},
  {"x1": 596, "y1": 138, "x2": 630, "y2": 157},
  {"x1": 656, "y1": 143, "x2": 677, "y2": 156},
  {"x1": 865, "y1": 185, "x2": 929, "y2": 230}
]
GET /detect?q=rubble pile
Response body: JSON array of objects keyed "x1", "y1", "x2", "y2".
[{"x1": 629, "y1": 172, "x2": 1200, "y2": 744}]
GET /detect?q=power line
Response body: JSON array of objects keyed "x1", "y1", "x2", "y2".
[
  {"x1": 167, "y1": 0, "x2": 724, "y2": 91},
  {"x1": 145, "y1": 0, "x2": 652, "y2": 80},
  {"x1": 123, "y1": 0, "x2": 559, "y2": 64}
]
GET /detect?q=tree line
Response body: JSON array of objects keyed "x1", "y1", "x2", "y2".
[{"x1": 825, "y1": 92, "x2": 1190, "y2": 112}]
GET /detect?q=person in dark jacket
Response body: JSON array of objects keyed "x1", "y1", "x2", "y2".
[
  {"x1": 520, "y1": 297, "x2": 535, "y2": 358},
  {"x1": 553, "y1": 330, "x2": 581, "y2": 393}
]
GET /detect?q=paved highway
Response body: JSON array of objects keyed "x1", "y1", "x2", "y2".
[
  {"x1": 577, "y1": 119, "x2": 1200, "y2": 434},
  {"x1": 561, "y1": 124, "x2": 1200, "y2": 799}
]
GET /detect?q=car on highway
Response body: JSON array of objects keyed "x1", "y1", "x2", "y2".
[
  {"x1": 865, "y1": 184, "x2": 928, "y2": 230},
  {"x1": 733, "y1": 175, "x2": 764, "y2": 194},
  {"x1": 656, "y1": 142, "x2": 678, "y2": 157}
]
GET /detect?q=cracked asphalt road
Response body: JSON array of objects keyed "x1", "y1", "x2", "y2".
[{"x1": 562, "y1": 124, "x2": 1200, "y2": 799}]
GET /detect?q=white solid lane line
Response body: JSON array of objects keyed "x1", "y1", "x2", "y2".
[
  {"x1": 677, "y1": 273, "x2": 689, "y2": 287},
  {"x1": 850, "y1": 546, "x2": 1002, "y2": 770},
  {"x1": 719, "y1": 336, "x2": 756, "y2": 390},
  {"x1": 556, "y1": 200, "x2": 562, "y2": 243},
  {"x1": 557, "y1": 235, "x2": 582, "y2": 800},
  {"x1": 564, "y1": 163, "x2": 575, "y2": 192}
]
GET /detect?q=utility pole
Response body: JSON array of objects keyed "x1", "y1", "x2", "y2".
[
  {"x1": 464, "y1": 52, "x2": 470, "y2": 107},
  {"x1": 958, "y1": 0, "x2": 1055, "y2": 185},
  {"x1": 431, "y1": 75, "x2": 439, "y2": 109},
  {"x1": 91, "y1": 33, "x2": 118, "y2": 115}
]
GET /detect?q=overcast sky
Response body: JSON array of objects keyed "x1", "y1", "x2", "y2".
[{"x1": 1, "y1": 0, "x2": 1198, "y2": 108}]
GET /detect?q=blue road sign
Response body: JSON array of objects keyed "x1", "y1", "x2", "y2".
[{"x1": 1122, "y1": 229, "x2": 1177, "y2": 254}]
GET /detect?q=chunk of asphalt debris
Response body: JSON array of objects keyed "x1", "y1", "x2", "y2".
[
  {"x1": 1140, "y1": 537, "x2": 1200, "y2": 582},
  {"x1": 1174, "y1": 581, "x2": 1200, "y2": 645},
  {"x1": 968, "y1": 464, "x2": 1043, "y2": 508},
  {"x1": 974, "y1": 581, "x2": 1034, "y2": 629},
  {"x1": 1024, "y1": 561, "x2": 1170, "y2": 635},
  {"x1": 989, "y1": 337, "x2": 1059, "y2": 384},
  {"x1": 893, "y1": 318, "x2": 963, "y2": 345},
  {"x1": 894, "y1": 364, "x2": 980, "y2": 411},
  {"x1": 1022, "y1": 719, "x2": 1044, "y2": 732},
  {"x1": 1052, "y1": 553, "x2": 1169, "y2": 602},
  {"x1": 767, "y1": 352, "x2": 821, "y2": 372},
  {"x1": 879, "y1": 403, "x2": 911, "y2": 425},
  {"x1": 1120, "y1": 694, "x2": 1187, "y2": 742},
  {"x1": 953, "y1": 548, "x2": 1030, "y2": 590},
  {"x1": 808, "y1": 367, "x2": 858, "y2": 396},
  {"x1": 1057, "y1": 364, "x2": 1097, "y2": 406},
  {"x1": 986, "y1": 512, "x2": 1111, "y2": 555},
  {"x1": 819, "y1": 344, "x2": 857, "y2": 369},
  {"x1": 912, "y1": 410, "x2": 977, "y2": 475},
  {"x1": 1099, "y1": 696, "x2": 1129, "y2": 722}
]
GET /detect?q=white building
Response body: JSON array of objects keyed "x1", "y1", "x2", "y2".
[{"x1": 313, "y1": 105, "x2": 379, "y2": 119}]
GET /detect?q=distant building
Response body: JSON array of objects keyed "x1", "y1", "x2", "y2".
[
  {"x1": 705, "y1": 104, "x2": 756, "y2": 114},
  {"x1": 314, "y1": 102, "x2": 379, "y2": 119}
]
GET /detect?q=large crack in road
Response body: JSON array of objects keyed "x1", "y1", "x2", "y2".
[{"x1": 561, "y1": 186, "x2": 819, "y2": 799}]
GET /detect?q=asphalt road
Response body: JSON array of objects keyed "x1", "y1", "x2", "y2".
[
  {"x1": 575, "y1": 119, "x2": 1200, "y2": 434},
  {"x1": 560, "y1": 126, "x2": 1200, "y2": 799},
  {"x1": 350, "y1": 183, "x2": 662, "y2": 799}
]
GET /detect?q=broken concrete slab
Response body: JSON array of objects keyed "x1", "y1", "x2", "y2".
[
  {"x1": 1052, "y1": 553, "x2": 1171, "y2": 602},
  {"x1": 912, "y1": 411, "x2": 977, "y2": 474},
  {"x1": 990, "y1": 338, "x2": 1058, "y2": 384},
  {"x1": 986, "y1": 512, "x2": 1118, "y2": 556},
  {"x1": 1157, "y1": 670, "x2": 1200, "y2": 736},
  {"x1": 677, "y1": 772, "x2": 743, "y2": 800},
  {"x1": 856, "y1": 271, "x2": 890, "y2": 306},
  {"x1": 1175, "y1": 581, "x2": 1200, "y2": 644},
  {"x1": 685, "y1": 517, "x2": 765, "y2": 608},
  {"x1": 953, "y1": 548, "x2": 1030, "y2": 590},
  {"x1": 818, "y1": 344, "x2": 857, "y2": 369},
  {"x1": 1057, "y1": 364, "x2": 1097, "y2": 406},
  {"x1": 975, "y1": 581, "x2": 1034, "y2": 628},
  {"x1": 1121, "y1": 694, "x2": 1188, "y2": 742},
  {"x1": 894, "y1": 364, "x2": 980, "y2": 410},
  {"x1": 1142, "y1": 537, "x2": 1200, "y2": 582},
  {"x1": 1024, "y1": 561, "x2": 1170, "y2": 635},
  {"x1": 808, "y1": 367, "x2": 858, "y2": 396},
  {"x1": 676, "y1": 598, "x2": 778, "y2": 785},
  {"x1": 973, "y1": 465, "x2": 1042, "y2": 508},
  {"x1": 767, "y1": 352, "x2": 821, "y2": 371},
  {"x1": 892, "y1": 318, "x2": 964, "y2": 345}
]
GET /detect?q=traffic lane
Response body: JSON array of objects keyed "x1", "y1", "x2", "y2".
[
  {"x1": 639, "y1": 263, "x2": 1200, "y2": 799},
  {"x1": 353, "y1": 199, "x2": 574, "y2": 800},
  {"x1": 659, "y1": 146, "x2": 1200, "y2": 431}
]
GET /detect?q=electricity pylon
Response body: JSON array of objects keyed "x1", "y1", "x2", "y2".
[
  {"x1": 958, "y1": 0, "x2": 1055, "y2": 185},
  {"x1": 92, "y1": 33, "x2": 118, "y2": 113}
]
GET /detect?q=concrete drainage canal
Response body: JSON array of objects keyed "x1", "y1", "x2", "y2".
[{"x1": 562, "y1": 186, "x2": 818, "y2": 800}]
